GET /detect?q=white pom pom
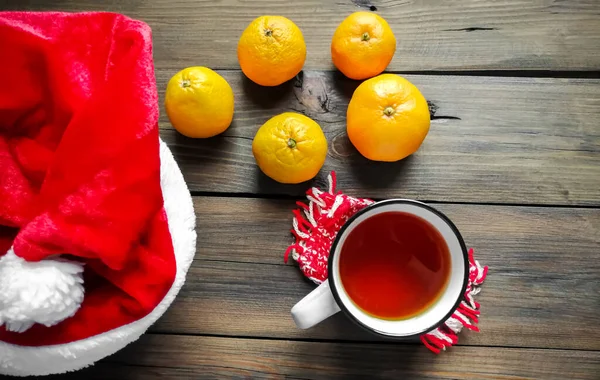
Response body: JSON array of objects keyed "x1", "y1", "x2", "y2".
[{"x1": 0, "y1": 248, "x2": 84, "y2": 333}]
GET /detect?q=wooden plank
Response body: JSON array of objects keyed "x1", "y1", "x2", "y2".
[
  {"x1": 149, "y1": 197, "x2": 600, "y2": 351},
  {"x1": 192, "y1": 197, "x2": 600, "y2": 266},
  {"x1": 57, "y1": 335, "x2": 600, "y2": 380},
  {"x1": 156, "y1": 71, "x2": 600, "y2": 205},
  {"x1": 8, "y1": 0, "x2": 600, "y2": 71}
]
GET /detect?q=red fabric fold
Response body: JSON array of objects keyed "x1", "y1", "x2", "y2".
[{"x1": 0, "y1": 12, "x2": 176, "y2": 346}]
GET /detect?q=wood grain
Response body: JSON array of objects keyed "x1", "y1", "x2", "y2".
[
  {"x1": 7, "y1": 0, "x2": 600, "y2": 71},
  {"x1": 54, "y1": 335, "x2": 600, "y2": 380},
  {"x1": 156, "y1": 71, "x2": 600, "y2": 205},
  {"x1": 148, "y1": 197, "x2": 600, "y2": 350}
]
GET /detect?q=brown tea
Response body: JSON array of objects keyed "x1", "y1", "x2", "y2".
[{"x1": 339, "y1": 211, "x2": 451, "y2": 320}]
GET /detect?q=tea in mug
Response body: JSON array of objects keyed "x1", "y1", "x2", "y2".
[{"x1": 339, "y1": 211, "x2": 451, "y2": 320}]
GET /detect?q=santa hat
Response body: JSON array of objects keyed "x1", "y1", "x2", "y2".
[{"x1": 0, "y1": 12, "x2": 196, "y2": 376}]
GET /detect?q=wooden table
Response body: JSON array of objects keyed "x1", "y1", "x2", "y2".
[{"x1": 7, "y1": 1, "x2": 600, "y2": 379}]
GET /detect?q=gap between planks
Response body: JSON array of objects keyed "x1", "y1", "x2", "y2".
[
  {"x1": 140, "y1": 331, "x2": 600, "y2": 353},
  {"x1": 174, "y1": 68, "x2": 600, "y2": 79},
  {"x1": 389, "y1": 70, "x2": 600, "y2": 79},
  {"x1": 189, "y1": 192, "x2": 600, "y2": 210}
]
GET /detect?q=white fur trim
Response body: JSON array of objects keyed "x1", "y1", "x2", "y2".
[
  {"x1": 0, "y1": 249, "x2": 84, "y2": 333},
  {"x1": 0, "y1": 139, "x2": 197, "y2": 376}
]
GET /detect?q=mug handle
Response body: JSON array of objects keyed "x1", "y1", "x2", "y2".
[{"x1": 291, "y1": 279, "x2": 341, "y2": 329}]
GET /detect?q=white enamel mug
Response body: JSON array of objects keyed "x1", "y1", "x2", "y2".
[{"x1": 291, "y1": 199, "x2": 469, "y2": 338}]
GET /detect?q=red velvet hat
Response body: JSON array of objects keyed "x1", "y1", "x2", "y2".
[{"x1": 0, "y1": 12, "x2": 196, "y2": 376}]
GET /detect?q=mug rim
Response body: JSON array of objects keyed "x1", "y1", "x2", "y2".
[{"x1": 327, "y1": 199, "x2": 470, "y2": 339}]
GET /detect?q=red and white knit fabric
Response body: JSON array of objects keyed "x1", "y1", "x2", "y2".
[{"x1": 284, "y1": 172, "x2": 488, "y2": 353}]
